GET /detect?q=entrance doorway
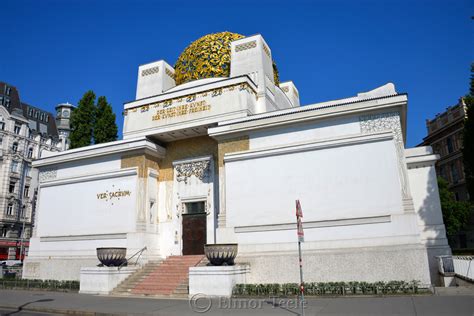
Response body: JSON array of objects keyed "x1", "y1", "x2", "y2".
[{"x1": 182, "y1": 201, "x2": 207, "y2": 255}]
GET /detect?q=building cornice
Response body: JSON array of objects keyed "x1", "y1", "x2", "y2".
[
  {"x1": 209, "y1": 94, "x2": 407, "y2": 140},
  {"x1": 421, "y1": 118, "x2": 465, "y2": 144},
  {"x1": 405, "y1": 147, "x2": 439, "y2": 169},
  {"x1": 32, "y1": 137, "x2": 165, "y2": 168},
  {"x1": 123, "y1": 75, "x2": 258, "y2": 110}
]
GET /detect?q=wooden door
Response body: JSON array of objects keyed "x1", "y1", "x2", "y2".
[{"x1": 182, "y1": 213, "x2": 207, "y2": 255}]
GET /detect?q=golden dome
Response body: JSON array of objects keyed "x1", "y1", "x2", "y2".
[{"x1": 174, "y1": 32, "x2": 280, "y2": 86}]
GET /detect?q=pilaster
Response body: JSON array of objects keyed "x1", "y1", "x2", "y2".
[{"x1": 359, "y1": 112, "x2": 415, "y2": 213}]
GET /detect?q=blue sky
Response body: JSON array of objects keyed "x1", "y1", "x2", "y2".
[{"x1": 1, "y1": 0, "x2": 472, "y2": 147}]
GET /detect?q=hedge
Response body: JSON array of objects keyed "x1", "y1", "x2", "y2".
[
  {"x1": 233, "y1": 280, "x2": 427, "y2": 296},
  {"x1": 0, "y1": 278, "x2": 79, "y2": 292}
]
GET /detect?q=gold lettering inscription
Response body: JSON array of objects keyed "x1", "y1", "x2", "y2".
[
  {"x1": 152, "y1": 100, "x2": 211, "y2": 121},
  {"x1": 96, "y1": 190, "x2": 132, "y2": 201}
]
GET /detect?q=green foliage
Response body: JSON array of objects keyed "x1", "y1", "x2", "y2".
[
  {"x1": 463, "y1": 63, "x2": 474, "y2": 202},
  {"x1": 94, "y1": 96, "x2": 118, "y2": 144},
  {"x1": 70, "y1": 91, "x2": 118, "y2": 148},
  {"x1": 438, "y1": 177, "x2": 472, "y2": 235},
  {"x1": 0, "y1": 279, "x2": 79, "y2": 292},
  {"x1": 70, "y1": 91, "x2": 96, "y2": 149},
  {"x1": 232, "y1": 280, "x2": 424, "y2": 297}
]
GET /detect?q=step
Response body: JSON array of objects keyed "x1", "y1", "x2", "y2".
[{"x1": 112, "y1": 255, "x2": 204, "y2": 296}]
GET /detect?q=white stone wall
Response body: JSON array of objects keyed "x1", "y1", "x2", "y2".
[
  {"x1": 237, "y1": 245, "x2": 430, "y2": 284},
  {"x1": 406, "y1": 146, "x2": 451, "y2": 285},
  {"x1": 226, "y1": 135, "x2": 403, "y2": 232},
  {"x1": 230, "y1": 35, "x2": 277, "y2": 113},
  {"x1": 218, "y1": 109, "x2": 437, "y2": 284},
  {"x1": 248, "y1": 115, "x2": 362, "y2": 153},
  {"x1": 136, "y1": 60, "x2": 175, "y2": 99},
  {"x1": 24, "y1": 139, "x2": 165, "y2": 280},
  {"x1": 36, "y1": 172, "x2": 137, "y2": 237}
]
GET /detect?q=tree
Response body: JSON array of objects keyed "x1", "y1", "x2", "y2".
[
  {"x1": 438, "y1": 177, "x2": 471, "y2": 236},
  {"x1": 94, "y1": 96, "x2": 118, "y2": 144},
  {"x1": 463, "y1": 64, "x2": 474, "y2": 202},
  {"x1": 70, "y1": 91, "x2": 96, "y2": 149}
]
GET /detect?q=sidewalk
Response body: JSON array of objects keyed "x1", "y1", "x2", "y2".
[{"x1": 0, "y1": 289, "x2": 472, "y2": 315}]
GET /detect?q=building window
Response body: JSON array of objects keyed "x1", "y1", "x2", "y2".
[
  {"x1": 40, "y1": 113, "x2": 44, "y2": 121},
  {"x1": 451, "y1": 163, "x2": 459, "y2": 183},
  {"x1": 184, "y1": 201, "x2": 206, "y2": 214},
  {"x1": 24, "y1": 185, "x2": 30, "y2": 198},
  {"x1": 34, "y1": 111, "x2": 39, "y2": 119},
  {"x1": 20, "y1": 205, "x2": 26, "y2": 218},
  {"x1": 24, "y1": 166, "x2": 31, "y2": 177},
  {"x1": 4, "y1": 98, "x2": 10, "y2": 107},
  {"x1": 12, "y1": 142, "x2": 18, "y2": 153},
  {"x1": 5, "y1": 86, "x2": 11, "y2": 96},
  {"x1": 7, "y1": 203, "x2": 14, "y2": 216},
  {"x1": 14, "y1": 124, "x2": 21, "y2": 134},
  {"x1": 1, "y1": 228, "x2": 7, "y2": 237},
  {"x1": 27, "y1": 147, "x2": 33, "y2": 158},
  {"x1": 11, "y1": 161, "x2": 18, "y2": 172},
  {"x1": 45, "y1": 115, "x2": 49, "y2": 122},
  {"x1": 0, "y1": 121, "x2": 4, "y2": 130},
  {"x1": 9, "y1": 181, "x2": 16, "y2": 193},
  {"x1": 447, "y1": 137, "x2": 454, "y2": 154},
  {"x1": 0, "y1": 96, "x2": 3, "y2": 105},
  {"x1": 28, "y1": 108, "x2": 33, "y2": 116}
]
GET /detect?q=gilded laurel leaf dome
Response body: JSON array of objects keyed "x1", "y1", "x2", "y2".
[{"x1": 174, "y1": 32, "x2": 280, "y2": 86}]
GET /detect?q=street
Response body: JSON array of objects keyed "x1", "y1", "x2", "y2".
[{"x1": 0, "y1": 289, "x2": 472, "y2": 315}]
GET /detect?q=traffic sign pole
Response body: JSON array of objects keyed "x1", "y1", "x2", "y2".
[{"x1": 295, "y1": 200, "x2": 305, "y2": 316}]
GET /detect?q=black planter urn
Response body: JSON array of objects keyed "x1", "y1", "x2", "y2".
[
  {"x1": 96, "y1": 247, "x2": 127, "y2": 267},
  {"x1": 204, "y1": 243, "x2": 238, "y2": 266}
]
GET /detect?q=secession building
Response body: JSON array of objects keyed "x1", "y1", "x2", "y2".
[
  {"x1": 0, "y1": 82, "x2": 71, "y2": 260},
  {"x1": 23, "y1": 32, "x2": 450, "y2": 288}
]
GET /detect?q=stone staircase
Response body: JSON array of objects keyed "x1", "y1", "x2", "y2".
[
  {"x1": 112, "y1": 260, "x2": 164, "y2": 295},
  {"x1": 172, "y1": 257, "x2": 209, "y2": 296},
  {"x1": 112, "y1": 255, "x2": 204, "y2": 297}
]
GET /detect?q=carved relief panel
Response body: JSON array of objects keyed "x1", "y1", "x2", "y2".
[{"x1": 359, "y1": 112, "x2": 411, "y2": 201}]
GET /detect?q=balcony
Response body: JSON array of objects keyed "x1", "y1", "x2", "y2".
[{"x1": 9, "y1": 170, "x2": 21, "y2": 179}]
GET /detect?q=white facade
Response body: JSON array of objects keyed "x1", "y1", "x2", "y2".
[{"x1": 24, "y1": 33, "x2": 450, "y2": 286}]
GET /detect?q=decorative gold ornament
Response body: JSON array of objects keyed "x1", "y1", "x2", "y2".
[
  {"x1": 174, "y1": 32, "x2": 244, "y2": 86},
  {"x1": 273, "y1": 62, "x2": 280, "y2": 85},
  {"x1": 174, "y1": 31, "x2": 280, "y2": 86}
]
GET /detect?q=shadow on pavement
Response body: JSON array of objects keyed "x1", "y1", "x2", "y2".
[
  {"x1": 264, "y1": 299, "x2": 302, "y2": 315},
  {"x1": 3, "y1": 299, "x2": 54, "y2": 315}
]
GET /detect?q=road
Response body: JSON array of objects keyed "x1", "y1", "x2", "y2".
[{"x1": 0, "y1": 289, "x2": 471, "y2": 315}]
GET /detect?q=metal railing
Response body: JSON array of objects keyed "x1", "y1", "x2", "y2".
[
  {"x1": 436, "y1": 255, "x2": 455, "y2": 275},
  {"x1": 452, "y1": 256, "x2": 474, "y2": 281},
  {"x1": 118, "y1": 246, "x2": 147, "y2": 270}
]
